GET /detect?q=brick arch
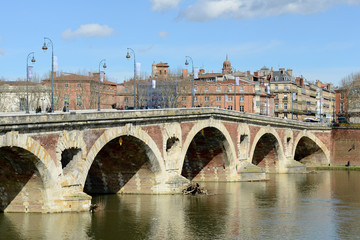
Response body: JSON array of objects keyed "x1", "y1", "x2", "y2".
[
  {"x1": 249, "y1": 126, "x2": 286, "y2": 166},
  {"x1": 81, "y1": 124, "x2": 165, "y2": 187},
  {"x1": 292, "y1": 130, "x2": 330, "y2": 164},
  {"x1": 179, "y1": 119, "x2": 237, "y2": 171},
  {"x1": 0, "y1": 132, "x2": 60, "y2": 201}
]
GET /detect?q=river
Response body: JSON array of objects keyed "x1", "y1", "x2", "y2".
[{"x1": 1, "y1": 170, "x2": 360, "y2": 240}]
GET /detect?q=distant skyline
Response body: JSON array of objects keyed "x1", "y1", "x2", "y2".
[{"x1": 0, "y1": 0, "x2": 360, "y2": 86}]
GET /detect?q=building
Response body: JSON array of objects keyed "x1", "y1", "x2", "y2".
[
  {"x1": 335, "y1": 88, "x2": 348, "y2": 123},
  {"x1": 265, "y1": 67, "x2": 335, "y2": 121},
  {"x1": 0, "y1": 81, "x2": 50, "y2": 112},
  {"x1": 346, "y1": 79, "x2": 360, "y2": 123},
  {"x1": 42, "y1": 72, "x2": 117, "y2": 111},
  {"x1": 117, "y1": 58, "x2": 274, "y2": 116}
]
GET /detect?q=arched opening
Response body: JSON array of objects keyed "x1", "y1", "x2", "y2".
[
  {"x1": 181, "y1": 127, "x2": 229, "y2": 181},
  {"x1": 294, "y1": 137, "x2": 327, "y2": 166},
  {"x1": 0, "y1": 146, "x2": 45, "y2": 212},
  {"x1": 166, "y1": 137, "x2": 179, "y2": 152},
  {"x1": 252, "y1": 133, "x2": 280, "y2": 168},
  {"x1": 61, "y1": 148, "x2": 81, "y2": 169},
  {"x1": 84, "y1": 136, "x2": 160, "y2": 195}
]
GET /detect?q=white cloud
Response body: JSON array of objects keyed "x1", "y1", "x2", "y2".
[
  {"x1": 158, "y1": 31, "x2": 170, "y2": 38},
  {"x1": 178, "y1": 0, "x2": 359, "y2": 22},
  {"x1": 62, "y1": 24, "x2": 116, "y2": 41},
  {"x1": 151, "y1": 0, "x2": 182, "y2": 12}
]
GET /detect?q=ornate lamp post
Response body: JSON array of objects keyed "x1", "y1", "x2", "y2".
[
  {"x1": 98, "y1": 59, "x2": 107, "y2": 111},
  {"x1": 185, "y1": 56, "x2": 194, "y2": 108},
  {"x1": 26, "y1": 52, "x2": 35, "y2": 113},
  {"x1": 126, "y1": 48, "x2": 136, "y2": 109},
  {"x1": 42, "y1": 37, "x2": 54, "y2": 112}
]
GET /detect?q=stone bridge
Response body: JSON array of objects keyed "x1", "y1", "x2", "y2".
[{"x1": 0, "y1": 108, "x2": 332, "y2": 213}]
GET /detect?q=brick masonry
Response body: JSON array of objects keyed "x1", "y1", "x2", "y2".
[{"x1": 0, "y1": 108, "x2": 338, "y2": 212}]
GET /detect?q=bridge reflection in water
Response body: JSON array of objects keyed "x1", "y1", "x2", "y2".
[{"x1": 1, "y1": 171, "x2": 360, "y2": 239}]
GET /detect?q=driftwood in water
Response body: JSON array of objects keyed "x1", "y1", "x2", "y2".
[{"x1": 182, "y1": 182, "x2": 208, "y2": 195}]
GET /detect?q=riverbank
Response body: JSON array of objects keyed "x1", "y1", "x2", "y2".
[{"x1": 308, "y1": 166, "x2": 360, "y2": 171}]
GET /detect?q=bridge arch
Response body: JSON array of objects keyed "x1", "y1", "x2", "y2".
[
  {"x1": 179, "y1": 119, "x2": 237, "y2": 181},
  {"x1": 292, "y1": 131, "x2": 330, "y2": 166},
  {"x1": 82, "y1": 124, "x2": 166, "y2": 194},
  {"x1": 0, "y1": 132, "x2": 60, "y2": 212},
  {"x1": 249, "y1": 126, "x2": 286, "y2": 171}
]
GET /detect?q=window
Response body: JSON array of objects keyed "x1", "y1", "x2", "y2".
[
  {"x1": 205, "y1": 86, "x2": 209, "y2": 91},
  {"x1": 64, "y1": 95, "x2": 70, "y2": 105},
  {"x1": 194, "y1": 96, "x2": 198, "y2": 102},
  {"x1": 217, "y1": 86, "x2": 221, "y2": 91},
  {"x1": 228, "y1": 96, "x2": 233, "y2": 102},
  {"x1": 216, "y1": 96, "x2": 221, "y2": 102},
  {"x1": 77, "y1": 83, "x2": 81, "y2": 88},
  {"x1": 275, "y1": 104, "x2": 278, "y2": 111},
  {"x1": 182, "y1": 97, "x2": 186, "y2": 102},
  {"x1": 76, "y1": 95, "x2": 82, "y2": 107},
  {"x1": 194, "y1": 86, "x2": 197, "y2": 92},
  {"x1": 65, "y1": 83, "x2": 69, "y2": 88},
  {"x1": 341, "y1": 93, "x2": 344, "y2": 100},
  {"x1": 275, "y1": 85, "x2": 278, "y2": 91},
  {"x1": 124, "y1": 97, "x2": 128, "y2": 103},
  {"x1": 19, "y1": 98, "x2": 26, "y2": 111},
  {"x1": 340, "y1": 103, "x2": 344, "y2": 113},
  {"x1": 227, "y1": 105, "x2": 233, "y2": 110},
  {"x1": 228, "y1": 86, "x2": 232, "y2": 92},
  {"x1": 240, "y1": 86, "x2": 244, "y2": 91},
  {"x1": 284, "y1": 103, "x2": 288, "y2": 110},
  {"x1": 240, "y1": 106, "x2": 244, "y2": 112},
  {"x1": 182, "y1": 87, "x2": 186, "y2": 91},
  {"x1": 125, "y1": 87, "x2": 128, "y2": 92},
  {"x1": 240, "y1": 96, "x2": 244, "y2": 103},
  {"x1": 284, "y1": 85, "x2": 288, "y2": 91},
  {"x1": 205, "y1": 96, "x2": 209, "y2": 102}
]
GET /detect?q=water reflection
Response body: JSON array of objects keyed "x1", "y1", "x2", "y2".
[{"x1": 2, "y1": 171, "x2": 360, "y2": 239}]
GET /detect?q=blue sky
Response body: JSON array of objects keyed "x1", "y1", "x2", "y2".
[{"x1": 0, "y1": 0, "x2": 360, "y2": 86}]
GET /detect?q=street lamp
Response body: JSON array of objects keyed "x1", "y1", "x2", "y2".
[
  {"x1": 185, "y1": 56, "x2": 194, "y2": 108},
  {"x1": 126, "y1": 48, "x2": 136, "y2": 109},
  {"x1": 26, "y1": 52, "x2": 35, "y2": 113},
  {"x1": 98, "y1": 59, "x2": 107, "y2": 111},
  {"x1": 42, "y1": 37, "x2": 54, "y2": 112}
]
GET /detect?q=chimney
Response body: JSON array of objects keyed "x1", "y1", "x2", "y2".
[
  {"x1": 286, "y1": 69, "x2": 293, "y2": 77},
  {"x1": 182, "y1": 69, "x2": 188, "y2": 79},
  {"x1": 52, "y1": 71, "x2": 56, "y2": 79},
  {"x1": 88, "y1": 72, "x2": 91, "y2": 77}
]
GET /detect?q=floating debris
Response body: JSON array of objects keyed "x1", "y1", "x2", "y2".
[{"x1": 182, "y1": 182, "x2": 208, "y2": 195}]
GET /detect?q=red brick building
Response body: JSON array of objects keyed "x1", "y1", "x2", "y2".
[
  {"x1": 42, "y1": 72, "x2": 117, "y2": 111},
  {"x1": 335, "y1": 88, "x2": 348, "y2": 122}
]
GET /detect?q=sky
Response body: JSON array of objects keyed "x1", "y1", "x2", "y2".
[{"x1": 0, "y1": 0, "x2": 360, "y2": 86}]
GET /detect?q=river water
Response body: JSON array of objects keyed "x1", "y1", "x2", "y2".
[{"x1": 1, "y1": 170, "x2": 360, "y2": 240}]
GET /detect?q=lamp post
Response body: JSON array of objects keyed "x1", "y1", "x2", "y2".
[
  {"x1": 98, "y1": 59, "x2": 107, "y2": 111},
  {"x1": 126, "y1": 48, "x2": 136, "y2": 109},
  {"x1": 185, "y1": 56, "x2": 194, "y2": 108},
  {"x1": 26, "y1": 52, "x2": 35, "y2": 113},
  {"x1": 42, "y1": 37, "x2": 54, "y2": 112}
]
